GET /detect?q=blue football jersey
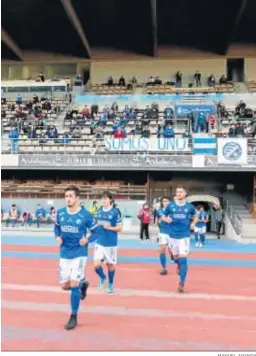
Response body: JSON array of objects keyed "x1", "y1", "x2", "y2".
[
  {"x1": 54, "y1": 207, "x2": 97, "y2": 259},
  {"x1": 156, "y1": 208, "x2": 170, "y2": 235},
  {"x1": 195, "y1": 211, "x2": 208, "y2": 228},
  {"x1": 94, "y1": 207, "x2": 122, "y2": 247},
  {"x1": 165, "y1": 200, "x2": 196, "y2": 239}
]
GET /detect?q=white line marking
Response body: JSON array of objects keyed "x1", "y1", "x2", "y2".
[
  {"x1": 2, "y1": 283, "x2": 256, "y2": 302},
  {"x1": 2, "y1": 300, "x2": 256, "y2": 322}
]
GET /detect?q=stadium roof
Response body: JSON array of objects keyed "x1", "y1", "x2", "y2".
[{"x1": 1, "y1": 0, "x2": 256, "y2": 61}]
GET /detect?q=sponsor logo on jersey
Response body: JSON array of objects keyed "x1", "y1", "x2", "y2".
[{"x1": 61, "y1": 225, "x2": 79, "y2": 233}]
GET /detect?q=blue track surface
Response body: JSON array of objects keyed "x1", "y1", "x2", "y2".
[{"x1": 2, "y1": 234, "x2": 256, "y2": 267}]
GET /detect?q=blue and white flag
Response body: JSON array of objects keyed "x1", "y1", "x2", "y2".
[{"x1": 193, "y1": 137, "x2": 217, "y2": 155}]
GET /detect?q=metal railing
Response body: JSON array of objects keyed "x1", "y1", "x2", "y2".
[{"x1": 225, "y1": 200, "x2": 243, "y2": 235}]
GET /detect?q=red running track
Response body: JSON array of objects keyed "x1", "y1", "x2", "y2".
[{"x1": 2, "y1": 254, "x2": 256, "y2": 351}]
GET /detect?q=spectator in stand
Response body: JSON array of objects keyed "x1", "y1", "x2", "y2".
[
  {"x1": 196, "y1": 112, "x2": 207, "y2": 133},
  {"x1": 164, "y1": 105, "x2": 174, "y2": 120},
  {"x1": 141, "y1": 126, "x2": 151, "y2": 138},
  {"x1": 217, "y1": 101, "x2": 228, "y2": 118},
  {"x1": 164, "y1": 125, "x2": 175, "y2": 138},
  {"x1": 219, "y1": 75, "x2": 228, "y2": 85},
  {"x1": 114, "y1": 126, "x2": 126, "y2": 139},
  {"x1": 9, "y1": 126, "x2": 19, "y2": 153},
  {"x1": 62, "y1": 132, "x2": 70, "y2": 144},
  {"x1": 129, "y1": 108, "x2": 137, "y2": 119},
  {"x1": 21, "y1": 211, "x2": 32, "y2": 227},
  {"x1": 111, "y1": 102, "x2": 119, "y2": 114},
  {"x1": 154, "y1": 76, "x2": 162, "y2": 85},
  {"x1": 91, "y1": 103, "x2": 99, "y2": 116},
  {"x1": 89, "y1": 201, "x2": 98, "y2": 215},
  {"x1": 208, "y1": 74, "x2": 216, "y2": 87},
  {"x1": 123, "y1": 105, "x2": 130, "y2": 116},
  {"x1": 182, "y1": 130, "x2": 192, "y2": 139},
  {"x1": 46, "y1": 126, "x2": 58, "y2": 140},
  {"x1": 16, "y1": 94, "x2": 23, "y2": 105},
  {"x1": 107, "y1": 76, "x2": 114, "y2": 86},
  {"x1": 207, "y1": 114, "x2": 216, "y2": 130},
  {"x1": 119, "y1": 76, "x2": 126, "y2": 87},
  {"x1": 72, "y1": 128, "x2": 82, "y2": 139},
  {"x1": 33, "y1": 94, "x2": 39, "y2": 104},
  {"x1": 42, "y1": 100, "x2": 52, "y2": 111},
  {"x1": 175, "y1": 71, "x2": 182, "y2": 88},
  {"x1": 147, "y1": 76, "x2": 155, "y2": 85},
  {"x1": 6, "y1": 204, "x2": 21, "y2": 227},
  {"x1": 194, "y1": 71, "x2": 202, "y2": 87},
  {"x1": 228, "y1": 124, "x2": 237, "y2": 137},
  {"x1": 131, "y1": 76, "x2": 137, "y2": 85},
  {"x1": 157, "y1": 121, "x2": 165, "y2": 138},
  {"x1": 80, "y1": 105, "x2": 90, "y2": 118},
  {"x1": 98, "y1": 113, "x2": 108, "y2": 127},
  {"x1": 35, "y1": 204, "x2": 46, "y2": 228},
  {"x1": 236, "y1": 122, "x2": 245, "y2": 137},
  {"x1": 187, "y1": 110, "x2": 195, "y2": 132},
  {"x1": 28, "y1": 126, "x2": 37, "y2": 139},
  {"x1": 48, "y1": 206, "x2": 57, "y2": 223},
  {"x1": 39, "y1": 72, "x2": 45, "y2": 82},
  {"x1": 137, "y1": 203, "x2": 151, "y2": 241},
  {"x1": 90, "y1": 119, "x2": 98, "y2": 135}
]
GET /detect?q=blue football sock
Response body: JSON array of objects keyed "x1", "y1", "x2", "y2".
[
  {"x1": 80, "y1": 277, "x2": 85, "y2": 286},
  {"x1": 195, "y1": 233, "x2": 199, "y2": 242},
  {"x1": 159, "y1": 253, "x2": 166, "y2": 269},
  {"x1": 36, "y1": 218, "x2": 40, "y2": 228},
  {"x1": 70, "y1": 286, "x2": 81, "y2": 316},
  {"x1": 200, "y1": 234, "x2": 206, "y2": 244},
  {"x1": 178, "y1": 257, "x2": 188, "y2": 286},
  {"x1": 95, "y1": 266, "x2": 106, "y2": 280},
  {"x1": 108, "y1": 270, "x2": 115, "y2": 284}
]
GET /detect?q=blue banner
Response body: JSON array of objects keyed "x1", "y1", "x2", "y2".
[
  {"x1": 176, "y1": 104, "x2": 215, "y2": 117},
  {"x1": 193, "y1": 137, "x2": 217, "y2": 155}
]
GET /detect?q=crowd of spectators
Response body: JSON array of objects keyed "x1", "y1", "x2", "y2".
[{"x1": 101, "y1": 71, "x2": 232, "y2": 89}]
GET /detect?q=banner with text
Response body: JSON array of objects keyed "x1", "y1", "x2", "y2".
[
  {"x1": 217, "y1": 138, "x2": 248, "y2": 165},
  {"x1": 104, "y1": 138, "x2": 190, "y2": 152}
]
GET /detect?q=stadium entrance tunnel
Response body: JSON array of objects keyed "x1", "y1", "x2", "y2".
[{"x1": 187, "y1": 195, "x2": 220, "y2": 233}]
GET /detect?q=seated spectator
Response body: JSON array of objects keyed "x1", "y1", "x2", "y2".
[
  {"x1": 62, "y1": 133, "x2": 70, "y2": 144},
  {"x1": 112, "y1": 119, "x2": 121, "y2": 133},
  {"x1": 98, "y1": 113, "x2": 108, "y2": 127},
  {"x1": 35, "y1": 204, "x2": 46, "y2": 228},
  {"x1": 164, "y1": 105, "x2": 174, "y2": 119},
  {"x1": 129, "y1": 108, "x2": 137, "y2": 119},
  {"x1": 36, "y1": 119, "x2": 45, "y2": 130},
  {"x1": 91, "y1": 104, "x2": 99, "y2": 116},
  {"x1": 164, "y1": 125, "x2": 175, "y2": 138},
  {"x1": 154, "y1": 76, "x2": 162, "y2": 85},
  {"x1": 147, "y1": 76, "x2": 155, "y2": 85},
  {"x1": 39, "y1": 72, "x2": 45, "y2": 82},
  {"x1": 6, "y1": 204, "x2": 21, "y2": 227},
  {"x1": 219, "y1": 75, "x2": 228, "y2": 85},
  {"x1": 33, "y1": 94, "x2": 39, "y2": 104},
  {"x1": 130, "y1": 124, "x2": 143, "y2": 136},
  {"x1": 119, "y1": 76, "x2": 126, "y2": 87},
  {"x1": 111, "y1": 102, "x2": 119, "y2": 113},
  {"x1": 228, "y1": 124, "x2": 237, "y2": 137},
  {"x1": 16, "y1": 94, "x2": 23, "y2": 105},
  {"x1": 182, "y1": 130, "x2": 192, "y2": 139},
  {"x1": 90, "y1": 119, "x2": 98, "y2": 134},
  {"x1": 236, "y1": 122, "x2": 245, "y2": 137},
  {"x1": 194, "y1": 71, "x2": 201, "y2": 87},
  {"x1": 42, "y1": 100, "x2": 52, "y2": 111},
  {"x1": 151, "y1": 102, "x2": 159, "y2": 111},
  {"x1": 208, "y1": 74, "x2": 216, "y2": 87},
  {"x1": 21, "y1": 211, "x2": 32, "y2": 227},
  {"x1": 80, "y1": 105, "x2": 90, "y2": 117},
  {"x1": 123, "y1": 105, "x2": 130, "y2": 116},
  {"x1": 141, "y1": 126, "x2": 151, "y2": 138},
  {"x1": 114, "y1": 126, "x2": 126, "y2": 139},
  {"x1": 131, "y1": 76, "x2": 137, "y2": 85},
  {"x1": 28, "y1": 126, "x2": 37, "y2": 139},
  {"x1": 107, "y1": 76, "x2": 114, "y2": 86},
  {"x1": 46, "y1": 126, "x2": 58, "y2": 140}
]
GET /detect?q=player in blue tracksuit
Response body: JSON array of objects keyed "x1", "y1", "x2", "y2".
[
  {"x1": 162, "y1": 186, "x2": 197, "y2": 293},
  {"x1": 155, "y1": 197, "x2": 172, "y2": 275},
  {"x1": 88, "y1": 191, "x2": 123, "y2": 294},
  {"x1": 54, "y1": 185, "x2": 98, "y2": 330},
  {"x1": 194, "y1": 205, "x2": 208, "y2": 247}
]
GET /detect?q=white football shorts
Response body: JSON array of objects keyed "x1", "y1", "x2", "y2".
[
  {"x1": 158, "y1": 233, "x2": 169, "y2": 246},
  {"x1": 194, "y1": 226, "x2": 206, "y2": 234},
  {"x1": 94, "y1": 244, "x2": 118, "y2": 265},
  {"x1": 59, "y1": 256, "x2": 87, "y2": 284},
  {"x1": 168, "y1": 237, "x2": 190, "y2": 256}
]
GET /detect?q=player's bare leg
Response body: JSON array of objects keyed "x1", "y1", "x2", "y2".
[
  {"x1": 159, "y1": 244, "x2": 167, "y2": 275},
  {"x1": 94, "y1": 260, "x2": 107, "y2": 289},
  {"x1": 106, "y1": 263, "x2": 115, "y2": 293}
]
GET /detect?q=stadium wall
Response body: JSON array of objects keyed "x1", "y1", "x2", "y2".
[
  {"x1": 245, "y1": 58, "x2": 256, "y2": 80},
  {"x1": 224, "y1": 214, "x2": 241, "y2": 243},
  {"x1": 91, "y1": 59, "x2": 226, "y2": 84}
]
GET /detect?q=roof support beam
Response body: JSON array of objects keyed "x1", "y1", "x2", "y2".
[
  {"x1": 150, "y1": 0, "x2": 158, "y2": 56},
  {"x1": 1, "y1": 27, "x2": 24, "y2": 60},
  {"x1": 60, "y1": 0, "x2": 91, "y2": 58}
]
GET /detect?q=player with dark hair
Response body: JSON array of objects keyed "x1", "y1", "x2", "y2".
[
  {"x1": 91, "y1": 191, "x2": 123, "y2": 294},
  {"x1": 162, "y1": 186, "x2": 197, "y2": 293},
  {"x1": 155, "y1": 197, "x2": 171, "y2": 275},
  {"x1": 54, "y1": 185, "x2": 98, "y2": 330}
]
